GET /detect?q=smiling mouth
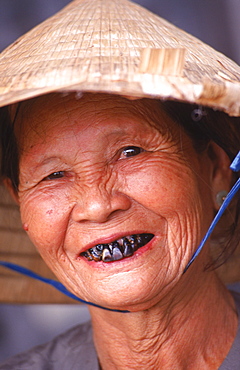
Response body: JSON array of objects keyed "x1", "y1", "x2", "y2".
[{"x1": 80, "y1": 233, "x2": 154, "y2": 263}]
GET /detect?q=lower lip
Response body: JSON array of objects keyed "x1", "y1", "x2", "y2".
[{"x1": 79, "y1": 236, "x2": 156, "y2": 268}]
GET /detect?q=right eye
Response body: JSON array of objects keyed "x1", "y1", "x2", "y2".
[
  {"x1": 43, "y1": 171, "x2": 65, "y2": 181},
  {"x1": 119, "y1": 146, "x2": 144, "y2": 159}
]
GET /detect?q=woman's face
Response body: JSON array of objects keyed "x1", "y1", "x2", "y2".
[{"x1": 14, "y1": 93, "x2": 216, "y2": 311}]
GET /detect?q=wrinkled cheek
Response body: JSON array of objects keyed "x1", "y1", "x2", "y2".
[
  {"x1": 166, "y1": 211, "x2": 202, "y2": 268},
  {"x1": 20, "y1": 199, "x2": 68, "y2": 256},
  {"x1": 123, "y1": 166, "x2": 198, "y2": 215},
  {"x1": 123, "y1": 168, "x2": 204, "y2": 266}
]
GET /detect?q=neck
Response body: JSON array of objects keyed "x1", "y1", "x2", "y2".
[{"x1": 89, "y1": 270, "x2": 237, "y2": 370}]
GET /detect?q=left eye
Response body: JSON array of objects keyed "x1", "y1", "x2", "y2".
[
  {"x1": 120, "y1": 146, "x2": 144, "y2": 159},
  {"x1": 43, "y1": 171, "x2": 65, "y2": 181}
]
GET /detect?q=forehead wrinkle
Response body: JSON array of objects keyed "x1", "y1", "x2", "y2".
[
  {"x1": 18, "y1": 92, "x2": 171, "y2": 133},
  {"x1": 61, "y1": 93, "x2": 170, "y2": 136},
  {"x1": 15, "y1": 93, "x2": 176, "y2": 161}
]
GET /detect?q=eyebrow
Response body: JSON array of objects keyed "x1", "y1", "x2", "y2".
[{"x1": 29, "y1": 156, "x2": 65, "y2": 173}]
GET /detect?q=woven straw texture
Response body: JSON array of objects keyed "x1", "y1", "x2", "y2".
[
  {"x1": 0, "y1": 0, "x2": 240, "y2": 115},
  {"x1": 0, "y1": 0, "x2": 240, "y2": 303}
]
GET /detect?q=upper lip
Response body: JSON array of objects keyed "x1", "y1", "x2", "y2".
[{"x1": 77, "y1": 230, "x2": 153, "y2": 256}]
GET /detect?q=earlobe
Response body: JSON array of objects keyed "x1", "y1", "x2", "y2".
[
  {"x1": 3, "y1": 177, "x2": 20, "y2": 205},
  {"x1": 216, "y1": 190, "x2": 228, "y2": 207},
  {"x1": 207, "y1": 142, "x2": 233, "y2": 210}
]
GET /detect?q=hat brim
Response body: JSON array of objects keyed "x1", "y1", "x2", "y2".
[{"x1": 0, "y1": 0, "x2": 240, "y2": 115}]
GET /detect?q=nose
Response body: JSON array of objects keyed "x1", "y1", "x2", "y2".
[{"x1": 71, "y1": 185, "x2": 131, "y2": 223}]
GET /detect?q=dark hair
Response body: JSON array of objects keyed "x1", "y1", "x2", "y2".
[
  {"x1": 162, "y1": 101, "x2": 240, "y2": 163},
  {"x1": 0, "y1": 105, "x2": 19, "y2": 191},
  {"x1": 0, "y1": 98, "x2": 239, "y2": 267}
]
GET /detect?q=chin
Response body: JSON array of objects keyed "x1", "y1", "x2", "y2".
[{"x1": 65, "y1": 268, "x2": 173, "y2": 312}]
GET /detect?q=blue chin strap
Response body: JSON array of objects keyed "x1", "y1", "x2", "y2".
[
  {"x1": 0, "y1": 152, "x2": 239, "y2": 312},
  {"x1": 0, "y1": 261, "x2": 129, "y2": 313}
]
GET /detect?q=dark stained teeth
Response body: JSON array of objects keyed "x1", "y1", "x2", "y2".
[
  {"x1": 102, "y1": 247, "x2": 113, "y2": 262},
  {"x1": 123, "y1": 238, "x2": 134, "y2": 257},
  {"x1": 128, "y1": 235, "x2": 139, "y2": 251},
  {"x1": 89, "y1": 246, "x2": 102, "y2": 261},
  {"x1": 82, "y1": 250, "x2": 93, "y2": 261},
  {"x1": 81, "y1": 233, "x2": 154, "y2": 262},
  {"x1": 108, "y1": 243, "x2": 113, "y2": 253},
  {"x1": 112, "y1": 245, "x2": 123, "y2": 260},
  {"x1": 96, "y1": 244, "x2": 104, "y2": 252},
  {"x1": 112, "y1": 241, "x2": 120, "y2": 249},
  {"x1": 142, "y1": 234, "x2": 153, "y2": 243}
]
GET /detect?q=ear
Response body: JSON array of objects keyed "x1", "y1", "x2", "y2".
[
  {"x1": 3, "y1": 177, "x2": 20, "y2": 205},
  {"x1": 207, "y1": 142, "x2": 233, "y2": 210}
]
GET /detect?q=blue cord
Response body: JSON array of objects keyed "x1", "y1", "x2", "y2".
[
  {"x1": 0, "y1": 261, "x2": 129, "y2": 313},
  {"x1": 231, "y1": 151, "x2": 240, "y2": 172},
  {"x1": 184, "y1": 151, "x2": 240, "y2": 272}
]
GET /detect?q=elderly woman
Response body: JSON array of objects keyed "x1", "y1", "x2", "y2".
[{"x1": 0, "y1": 0, "x2": 240, "y2": 369}]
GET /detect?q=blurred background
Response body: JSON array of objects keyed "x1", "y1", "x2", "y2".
[
  {"x1": 1, "y1": 0, "x2": 240, "y2": 62},
  {"x1": 0, "y1": 0, "x2": 240, "y2": 363}
]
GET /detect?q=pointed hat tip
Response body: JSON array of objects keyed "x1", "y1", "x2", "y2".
[{"x1": 0, "y1": 0, "x2": 240, "y2": 115}]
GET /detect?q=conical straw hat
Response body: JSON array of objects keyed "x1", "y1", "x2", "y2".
[
  {"x1": 0, "y1": 0, "x2": 240, "y2": 115},
  {"x1": 0, "y1": 0, "x2": 240, "y2": 304}
]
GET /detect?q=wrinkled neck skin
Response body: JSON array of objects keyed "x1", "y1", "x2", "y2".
[{"x1": 89, "y1": 261, "x2": 238, "y2": 370}]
